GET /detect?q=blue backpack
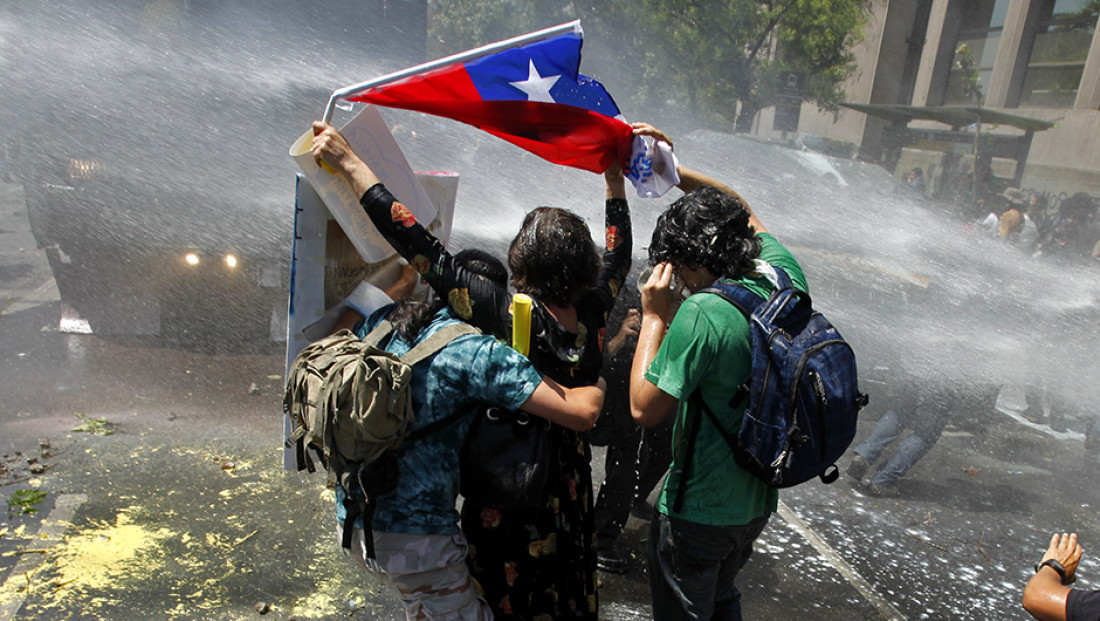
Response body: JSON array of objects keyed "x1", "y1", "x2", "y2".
[{"x1": 674, "y1": 267, "x2": 867, "y2": 501}]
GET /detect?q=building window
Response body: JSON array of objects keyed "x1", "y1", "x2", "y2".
[
  {"x1": 1018, "y1": 0, "x2": 1097, "y2": 108},
  {"x1": 944, "y1": 0, "x2": 1012, "y2": 105}
]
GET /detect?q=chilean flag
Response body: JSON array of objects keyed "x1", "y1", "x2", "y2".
[{"x1": 338, "y1": 23, "x2": 633, "y2": 175}]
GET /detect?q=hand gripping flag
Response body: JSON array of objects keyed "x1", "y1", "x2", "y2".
[{"x1": 325, "y1": 21, "x2": 678, "y2": 197}]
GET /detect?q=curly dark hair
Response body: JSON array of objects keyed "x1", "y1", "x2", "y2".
[
  {"x1": 391, "y1": 249, "x2": 508, "y2": 341},
  {"x1": 648, "y1": 186, "x2": 761, "y2": 278},
  {"x1": 508, "y1": 207, "x2": 601, "y2": 307}
]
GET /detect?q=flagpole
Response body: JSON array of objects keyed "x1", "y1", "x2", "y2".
[{"x1": 322, "y1": 20, "x2": 583, "y2": 123}]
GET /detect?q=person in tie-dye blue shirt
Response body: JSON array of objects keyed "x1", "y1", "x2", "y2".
[{"x1": 329, "y1": 267, "x2": 605, "y2": 620}]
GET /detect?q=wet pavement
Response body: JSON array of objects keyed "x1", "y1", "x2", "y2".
[
  {"x1": 3, "y1": 179, "x2": 1099, "y2": 620},
  {"x1": 0, "y1": 299, "x2": 878, "y2": 620}
]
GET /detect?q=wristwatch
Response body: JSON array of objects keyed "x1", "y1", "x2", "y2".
[{"x1": 1035, "y1": 559, "x2": 1076, "y2": 585}]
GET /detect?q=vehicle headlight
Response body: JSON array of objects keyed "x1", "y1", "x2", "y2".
[
  {"x1": 68, "y1": 159, "x2": 102, "y2": 180},
  {"x1": 184, "y1": 252, "x2": 200, "y2": 266},
  {"x1": 224, "y1": 254, "x2": 238, "y2": 268}
]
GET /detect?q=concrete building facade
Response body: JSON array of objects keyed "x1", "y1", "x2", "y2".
[{"x1": 764, "y1": 0, "x2": 1100, "y2": 196}]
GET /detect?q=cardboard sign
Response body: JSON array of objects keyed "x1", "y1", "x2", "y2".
[
  {"x1": 282, "y1": 107, "x2": 459, "y2": 469},
  {"x1": 290, "y1": 105, "x2": 439, "y2": 263}
]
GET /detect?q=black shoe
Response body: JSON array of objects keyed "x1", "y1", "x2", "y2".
[
  {"x1": 596, "y1": 545, "x2": 631, "y2": 575},
  {"x1": 846, "y1": 455, "x2": 868, "y2": 482}
]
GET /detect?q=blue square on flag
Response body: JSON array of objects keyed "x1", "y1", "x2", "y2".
[{"x1": 465, "y1": 33, "x2": 622, "y2": 117}]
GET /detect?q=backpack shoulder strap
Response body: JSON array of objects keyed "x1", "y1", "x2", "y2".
[
  {"x1": 769, "y1": 266, "x2": 813, "y2": 308},
  {"x1": 672, "y1": 388, "x2": 706, "y2": 513},
  {"x1": 695, "y1": 393, "x2": 740, "y2": 454},
  {"x1": 674, "y1": 390, "x2": 747, "y2": 512},
  {"x1": 400, "y1": 322, "x2": 481, "y2": 367},
  {"x1": 402, "y1": 325, "x2": 484, "y2": 441},
  {"x1": 771, "y1": 266, "x2": 793, "y2": 291},
  {"x1": 701, "y1": 282, "x2": 763, "y2": 317},
  {"x1": 400, "y1": 327, "x2": 484, "y2": 442},
  {"x1": 704, "y1": 267, "x2": 809, "y2": 319},
  {"x1": 361, "y1": 319, "x2": 396, "y2": 349}
]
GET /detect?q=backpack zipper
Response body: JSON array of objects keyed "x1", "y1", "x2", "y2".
[{"x1": 790, "y1": 339, "x2": 854, "y2": 465}]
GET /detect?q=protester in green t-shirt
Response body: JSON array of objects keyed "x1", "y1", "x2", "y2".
[{"x1": 630, "y1": 164, "x2": 807, "y2": 621}]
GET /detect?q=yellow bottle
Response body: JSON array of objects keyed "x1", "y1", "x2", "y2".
[{"x1": 512, "y1": 293, "x2": 533, "y2": 357}]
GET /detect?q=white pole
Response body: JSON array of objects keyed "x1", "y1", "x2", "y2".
[{"x1": 322, "y1": 20, "x2": 582, "y2": 123}]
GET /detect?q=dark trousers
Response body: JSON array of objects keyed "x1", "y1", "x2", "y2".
[
  {"x1": 594, "y1": 416, "x2": 672, "y2": 545},
  {"x1": 648, "y1": 511, "x2": 770, "y2": 621}
]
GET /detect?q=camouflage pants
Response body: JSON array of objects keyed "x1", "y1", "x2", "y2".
[{"x1": 338, "y1": 524, "x2": 492, "y2": 621}]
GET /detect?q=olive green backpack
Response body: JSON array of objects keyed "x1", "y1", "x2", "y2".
[{"x1": 284, "y1": 319, "x2": 478, "y2": 555}]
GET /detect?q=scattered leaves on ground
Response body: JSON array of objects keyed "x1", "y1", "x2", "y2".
[
  {"x1": 8, "y1": 488, "x2": 47, "y2": 516},
  {"x1": 72, "y1": 412, "x2": 115, "y2": 436}
]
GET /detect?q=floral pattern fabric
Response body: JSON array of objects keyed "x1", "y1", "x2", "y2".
[{"x1": 462, "y1": 425, "x2": 597, "y2": 619}]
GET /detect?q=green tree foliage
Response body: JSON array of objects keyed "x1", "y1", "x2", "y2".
[
  {"x1": 1065, "y1": 0, "x2": 1100, "y2": 29},
  {"x1": 775, "y1": 1, "x2": 870, "y2": 117},
  {"x1": 429, "y1": 0, "x2": 583, "y2": 57},
  {"x1": 427, "y1": 0, "x2": 869, "y2": 132},
  {"x1": 950, "y1": 43, "x2": 983, "y2": 104}
]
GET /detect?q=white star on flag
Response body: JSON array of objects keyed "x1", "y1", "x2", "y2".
[{"x1": 509, "y1": 60, "x2": 561, "y2": 103}]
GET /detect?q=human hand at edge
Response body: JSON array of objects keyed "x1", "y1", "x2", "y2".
[
  {"x1": 310, "y1": 121, "x2": 380, "y2": 195},
  {"x1": 311, "y1": 121, "x2": 355, "y2": 172},
  {"x1": 631, "y1": 122, "x2": 673, "y2": 150},
  {"x1": 384, "y1": 262, "x2": 422, "y2": 301},
  {"x1": 618, "y1": 308, "x2": 641, "y2": 339},
  {"x1": 641, "y1": 263, "x2": 676, "y2": 325},
  {"x1": 607, "y1": 308, "x2": 641, "y2": 356},
  {"x1": 1041, "y1": 533, "x2": 1083, "y2": 581}
]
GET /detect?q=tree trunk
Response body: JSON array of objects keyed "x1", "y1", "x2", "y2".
[
  {"x1": 730, "y1": 61, "x2": 756, "y2": 133},
  {"x1": 734, "y1": 101, "x2": 758, "y2": 133}
]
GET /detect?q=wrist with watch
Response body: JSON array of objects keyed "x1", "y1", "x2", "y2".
[{"x1": 1034, "y1": 558, "x2": 1077, "y2": 585}]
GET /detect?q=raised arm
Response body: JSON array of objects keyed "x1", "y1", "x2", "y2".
[
  {"x1": 593, "y1": 184, "x2": 633, "y2": 307},
  {"x1": 583, "y1": 124, "x2": 677, "y2": 313},
  {"x1": 676, "y1": 166, "x2": 767, "y2": 234},
  {"x1": 605, "y1": 156, "x2": 627, "y2": 200},
  {"x1": 630, "y1": 261, "x2": 679, "y2": 427},
  {"x1": 311, "y1": 121, "x2": 513, "y2": 339}
]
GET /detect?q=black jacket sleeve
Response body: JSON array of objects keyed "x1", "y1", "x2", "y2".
[{"x1": 359, "y1": 184, "x2": 513, "y2": 340}]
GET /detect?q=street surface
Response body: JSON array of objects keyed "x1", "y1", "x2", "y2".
[{"x1": 2, "y1": 180, "x2": 1097, "y2": 619}]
